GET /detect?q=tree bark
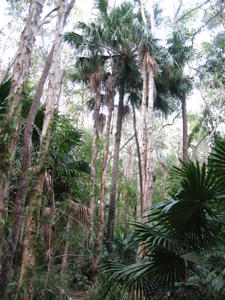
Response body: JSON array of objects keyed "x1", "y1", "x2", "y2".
[
  {"x1": 96, "y1": 76, "x2": 115, "y2": 262},
  {"x1": 132, "y1": 104, "x2": 143, "y2": 218},
  {"x1": 89, "y1": 87, "x2": 102, "y2": 248},
  {"x1": 19, "y1": 2, "x2": 71, "y2": 298},
  {"x1": 0, "y1": 46, "x2": 54, "y2": 297},
  {"x1": 182, "y1": 97, "x2": 188, "y2": 162},
  {"x1": 0, "y1": 0, "x2": 76, "y2": 293},
  {"x1": 106, "y1": 84, "x2": 124, "y2": 252},
  {"x1": 143, "y1": 66, "x2": 154, "y2": 212},
  {"x1": 140, "y1": 0, "x2": 155, "y2": 219},
  {"x1": 141, "y1": 69, "x2": 148, "y2": 212},
  {"x1": 0, "y1": 0, "x2": 45, "y2": 252}
]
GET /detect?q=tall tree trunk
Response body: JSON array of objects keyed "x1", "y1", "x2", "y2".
[
  {"x1": 132, "y1": 104, "x2": 143, "y2": 218},
  {"x1": 0, "y1": 0, "x2": 45, "y2": 251},
  {"x1": 106, "y1": 84, "x2": 124, "y2": 252},
  {"x1": 0, "y1": 46, "x2": 54, "y2": 297},
  {"x1": 19, "y1": 2, "x2": 70, "y2": 298},
  {"x1": 140, "y1": 68, "x2": 148, "y2": 220},
  {"x1": 182, "y1": 97, "x2": 188, "y2": 162},
  {"x1": 0, "y1": 1, "x2": 76, "y2": 295},
  {"x1": 96, "y1": 75, "x2": 115, "y2": 262},
  {"x1": 143, "y1": 66, "x2": 154, "y2": 212},
  {"x1": 89, "y1": 87, "x2": 102, "y2": 248},
  {"x1": 140, "y1": 0, "x2": 156, "y2": 219}
]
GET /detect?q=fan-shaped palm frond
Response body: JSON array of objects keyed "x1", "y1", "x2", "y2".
[
  {"x1": 102, "y1": 246, "x2": 193, "y2": 299},
  {"x1": 209, "y1": 139, "x2": 225, "y2": 187}
]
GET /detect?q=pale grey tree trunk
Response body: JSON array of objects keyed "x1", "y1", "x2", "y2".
[
  {"x1": 132, "y1": 104, "x2": 143, "y2": 218},
  {"x1": 0, "y1": 0, "x2": 46, "y2": 250},
  {"x1": 140, "y1": 0, "x2": 155, "y2": 219},
  {"x1": 19, "y1": 2, "x2": 74, "y2": 298},
  {"x1": 143, "y1": 66, "x2": 154, "y2": 212},
  {"x1": 96, "y1": 75, "x2": 115, "y2": 262},
  {"x1": 106, "y1": 84, "x2": 124, "y2": 252},
  {"x1": 89, "y1": 87, "x2": 102, "y2": 248},
  {"x1": 0, "y1": 45, "x2": 54, "y2": 299}
]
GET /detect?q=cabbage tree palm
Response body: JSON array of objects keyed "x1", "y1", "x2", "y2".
[
  {"x1": 167, "y1": 31, "x2": 193, "y2": 162},
  {"x1": 66, "y1": 1, "x2": 142, "y2": 252}
]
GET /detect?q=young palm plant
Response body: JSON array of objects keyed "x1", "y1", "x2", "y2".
[{"x1": 101, "y1": 141, "x2": 225, "y2": 299}]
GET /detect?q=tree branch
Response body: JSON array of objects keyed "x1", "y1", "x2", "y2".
[
  {"x1": 38, "y1": 6, "x2": 60, "y2": 28},
  {"x1": 191, "y1": 9, "x2": 224, "y2": 43},
  {"x1": 177, "y1": 0, "x2": 209, "y2": 22}
]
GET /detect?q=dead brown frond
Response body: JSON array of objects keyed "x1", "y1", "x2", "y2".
[
  {"x1": 105, "y1": 75, "x2": 116, "y2": 106},
  {"x1": 122, "y1": 105, "x2": 131, "y2": 120},
  {"x1": 68, "y1": 200, "x2": 91, "y2": 227},
  {"x1": 142, "y1": 52, "x2": 158, "y2": 77},
  {"x1": 98, "y1": 113, "x2": 106, "y2": 134},
  {"x1": 44, "y1": 172, "x2": 54, "y2": 203},
  {"x1": 40, "y1": 222, "x2": 56, "y2": 260},
  {"x1": 89, "y1": 67, "x2": 104, "y2": 92}
]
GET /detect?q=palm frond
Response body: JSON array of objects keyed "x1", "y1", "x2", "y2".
[{"x1": 94, "y1": 0, "x2": 108, "y2": 16}]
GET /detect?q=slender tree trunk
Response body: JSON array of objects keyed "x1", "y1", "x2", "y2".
[
  {"x1": 182, "y1": 97, "x2": 188, "y2": 162},
  {"x1": 19, "y1": 2, "x2": 70, "y2": 298},
  {"x1": 0, "y1": 46, "x2": 54, "y2": 296},
  {"x1": 89, "y1": 87, "x2": 102, "y2": 247},
  {"x1": 106, "y1": 84, "x2": 124, "y2": 252},
  {"x1": 140, "y1": 69, "x2": 148, "y2": 216},
  {"x1": 0, "y1": 0, "x2": 45, "y2": 251},
  {"x1": 132, "y1": 104, "x2": 143, "y2": 218},
  {"x1": 61, "y1": 215, "x2": 72, "y2": 279},
  {"x1": 140, "y1": 0, "x2": 155, "y2": 219},
  {"x1": 143, "y1": 66, "x2": 154, "y2": 212},
  {"x1": 0, "y1": 0, "x2": 76, "y2": 294},
  {"x1": 96, "y1": 76, "x2": 115, "y2": 262}
]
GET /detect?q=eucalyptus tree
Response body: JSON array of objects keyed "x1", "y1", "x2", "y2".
[
  {"x1": 18, "y1": 1, "x2": 75, "y2": 297},
  {"x1": 0, "y1": 0, "x2": 46, "y2": 249},
  {"x1": 0, "y1": 1, "x2": 76, "y2": 296}
]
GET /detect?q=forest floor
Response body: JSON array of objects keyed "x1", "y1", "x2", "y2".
[{"x1": 73, "y1": 290, "x2": 89, "y2": 300}]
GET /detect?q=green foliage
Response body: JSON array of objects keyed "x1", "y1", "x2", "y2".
[{"x1": 101, "y1": 141, "x2": 225, "y2": 299}]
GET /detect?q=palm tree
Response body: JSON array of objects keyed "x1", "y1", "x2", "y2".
[
  {"x1": 167, "y1": 31, "x2": 193, "y2": 162},
  {"x1": 97, "y1": 74, "x2": 115, "y2": 263},
  {"x1": 72, "y1": 57, "x2": 105, "y2": 248},
  {"x1": 66, "y1": 1, "x2": 142, "y2": 252}
]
